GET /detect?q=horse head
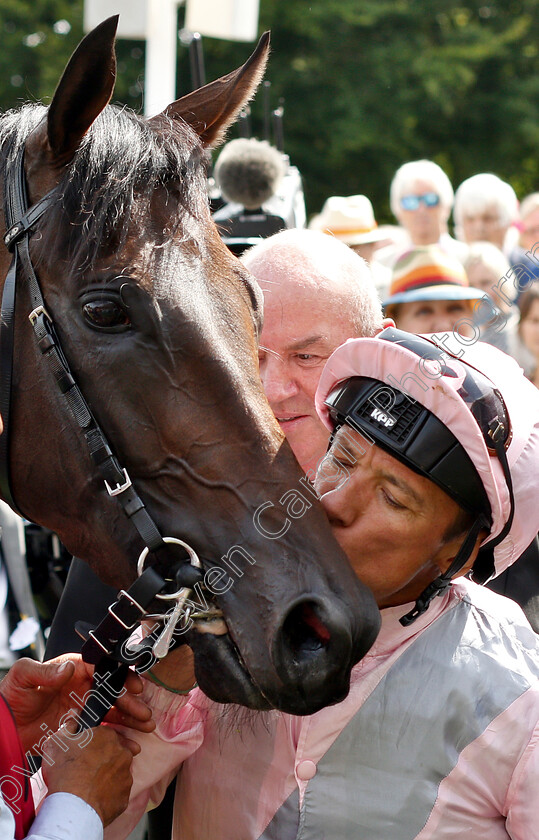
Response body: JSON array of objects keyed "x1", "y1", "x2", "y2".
[{"x1": 0, "y1": 17, "x2": 380, "y2": 714}]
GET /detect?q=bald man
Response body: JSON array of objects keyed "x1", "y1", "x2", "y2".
[{"x1": 242, "y1": 229, "x2": 385, "y2": 476}]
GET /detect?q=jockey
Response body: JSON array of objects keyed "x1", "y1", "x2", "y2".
[
  {"x1": 105, "y1": 328, "x2": 539, "y2": 840},
  {"x1": 315, "y1": 326, "x2": 536, "y2": 622}
]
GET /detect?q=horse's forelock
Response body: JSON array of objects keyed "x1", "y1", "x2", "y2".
[
  {"x1": 0, "y1": 103, "x2": 209, "y2": 278},
  {"x1": 0, "y1": 104, "x2": 47, "y2": 176},
  {"x1": 48, "y1": 105, "x2": 209, "y2": 276}
]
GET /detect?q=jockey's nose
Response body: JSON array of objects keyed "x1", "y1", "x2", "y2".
[{"x1": 318, "y1": 479, "x2": 364, "y2": 529}]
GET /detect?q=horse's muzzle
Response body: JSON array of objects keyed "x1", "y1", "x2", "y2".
[
  {"x1": 188, "y1": 588, "x2": 380, "y2": 715},
  {"x1": 270, "y1": 595, "x2": 379, "y2": 712}
]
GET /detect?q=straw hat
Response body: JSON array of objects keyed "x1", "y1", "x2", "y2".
[{"x1": 308, "y1": 195, "x2": 386, "y2": 246}]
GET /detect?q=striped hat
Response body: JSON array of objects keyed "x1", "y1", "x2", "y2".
[{"x1": 383, "y1": 245, "x2": 484, "y2": 308}]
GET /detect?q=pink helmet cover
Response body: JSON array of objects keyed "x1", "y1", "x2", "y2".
[{"x1": 315, "y1": 334, "x2": 539, "y2": 577}]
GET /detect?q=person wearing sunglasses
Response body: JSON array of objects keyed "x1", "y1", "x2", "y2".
[
  {"x1": 379, "y1": 159, "x2": 467, "y2": 268},
  {"x1": 106, "y1": 329, "x2": 539, "y2": 840}
]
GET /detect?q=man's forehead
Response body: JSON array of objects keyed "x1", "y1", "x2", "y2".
[
  {"x1": 260, "y1": 301, "x2": 356, "y2": 355},
  {"x1": 259, "y1": 270, "x2": 339, "y2": 295}
]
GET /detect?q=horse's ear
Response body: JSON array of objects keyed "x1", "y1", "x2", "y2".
[
  {"x1": 150, "y1": 31, "x2": 270, "y2": 148},
  {"x1": 47, "y1": 15, "x2": 118, "y2": 161}
]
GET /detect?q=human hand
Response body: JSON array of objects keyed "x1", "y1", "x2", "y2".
[
  {"x1": 42, "y1": 722, "x2": 138, "y2": 827},
  {"x1": 0, "y1": 656, "x2": 154, "y2": 753}
]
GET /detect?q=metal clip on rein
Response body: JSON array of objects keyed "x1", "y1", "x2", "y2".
[{"x1": 76, "y1": 539, "x2": 203, "y2": 731}]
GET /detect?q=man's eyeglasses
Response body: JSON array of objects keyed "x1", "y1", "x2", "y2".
[{"x1": 400, "y1": 192, "x2": 440, "y2": 211}]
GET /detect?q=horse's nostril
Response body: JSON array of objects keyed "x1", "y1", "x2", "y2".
[
  {"x1": 273, "y1": 596, "x2": 354, "y2": 702},
  {"x1": 281, "y1": 601, "x2": 332, "y2": 659}
]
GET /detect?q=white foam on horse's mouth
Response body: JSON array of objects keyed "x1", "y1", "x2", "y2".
[
  {"x1": 194, "y1": 615, "x2": 229, "y2": 635},
  {"x1": 192, "y1": 607, "x2": 229, "y2": 636}
]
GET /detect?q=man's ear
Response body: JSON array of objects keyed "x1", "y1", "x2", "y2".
[
  {"x1": 441, "y1": 528, "x2": 488, "y2": 581},
  {"x1": 374, "y1": 317, "x2": 395, "y2": 335}
]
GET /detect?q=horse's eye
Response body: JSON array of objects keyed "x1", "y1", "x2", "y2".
[{"x1": 82, "y1": 298, "x2": 131, "y2": 331}]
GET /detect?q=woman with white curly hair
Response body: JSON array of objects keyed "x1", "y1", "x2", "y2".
[{"x1": 454, "y1": 172, "x2": 519, "y2": 255}]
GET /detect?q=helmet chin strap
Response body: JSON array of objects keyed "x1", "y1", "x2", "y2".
[
  {"x1": 400, "y1": 436, "x2": 515, "y2": 628},
  {"x1": 399, "y1": 516, "x2": 488, "y2": 627}
]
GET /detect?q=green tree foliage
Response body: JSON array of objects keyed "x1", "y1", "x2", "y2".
[
  {"x1": 195, "y1": 0, "x2": 539, "y2": 221},
  {"x1": 0, "y1": 1, "x2": 144, "y2": 111},
  {"x1": 1, "y1": 0, "x2": 538, "y2": 224}
]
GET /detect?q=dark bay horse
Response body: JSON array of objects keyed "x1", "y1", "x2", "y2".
[{"x1": 0, "y1": 17, "x2": 379, "y2": 714}]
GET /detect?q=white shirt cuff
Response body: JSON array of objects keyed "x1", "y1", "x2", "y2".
[{"x1": 28, "y1": 792, "x2": 102, "y2": 840}]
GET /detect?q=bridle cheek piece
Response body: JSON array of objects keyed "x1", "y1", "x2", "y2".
[{"x1": 1, "y1": 143, "x2": 203, "y2": 728}]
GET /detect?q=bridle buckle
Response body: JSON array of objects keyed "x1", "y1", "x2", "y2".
[
  {"x1": 105, "y1": 469, "x2": 132, "y2": 497},
  {"x1": 29, "y1": 304, "x2": 51, "y2": 325}
]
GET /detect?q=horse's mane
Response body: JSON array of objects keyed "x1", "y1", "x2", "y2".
[{"x1": 0, "y1": 103, "x2": 209, "y2": 276}]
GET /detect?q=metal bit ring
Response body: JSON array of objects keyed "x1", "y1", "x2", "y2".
[{"x1": 137, "y1": 537, "x2": 202, "y2": 601}]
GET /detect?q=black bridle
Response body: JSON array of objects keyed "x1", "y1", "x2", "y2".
[
  {"x1": 1, "y1": 143, "x2": 202, "y2": 727},
  {"x1": 1, "y1": 144, "x2": 167, "y2": 551}
]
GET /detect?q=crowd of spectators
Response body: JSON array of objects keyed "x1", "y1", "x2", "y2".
[{"x1": 308, "y1": 161, "x2": 539, "y2": 387}]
